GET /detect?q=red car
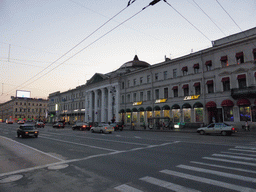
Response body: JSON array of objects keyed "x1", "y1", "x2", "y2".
[{"x1": 35, "y1": 121, "x2": 45, "y2": 128}]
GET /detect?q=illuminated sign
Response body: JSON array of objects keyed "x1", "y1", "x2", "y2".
[
  {"x1": 55, "y1": 104, "x2": 58, "y2": 111},
  {"x1": 155, "y1": 99, "x2": 167, "y2": 103},
  {"x1": 133, "y1": 101, "x2": 142, "y2": 106},
  {"x1": 184, "y1": 95, "x2": 200, "y2": 100},
  {"x1": 16, "y1": 90, "x2": 31, "y2": 98}
]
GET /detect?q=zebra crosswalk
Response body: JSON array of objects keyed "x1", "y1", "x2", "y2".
[{"x1": 114, "y1": 145, "x2": 256, "y2": 192}]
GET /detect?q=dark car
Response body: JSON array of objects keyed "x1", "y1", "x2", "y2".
[
  {"x1": 35, "y1": 121, "x2": 45, "y2": 128},
  {"x1": 17, "y1": 124, "x2": 39, "y2": 138},
  {"x1": 72, "y1": 122, "x2": 90, "y2": 131},
  {"x1": 53, "y1": 122, "x2": 64, "y2": 128},
  {"x1": 110, "y1": 122, "x2": 124, "y2": 131}
]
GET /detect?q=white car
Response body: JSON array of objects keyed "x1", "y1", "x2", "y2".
[
  {"x1": 90, "y1": 123, "x2": 114, "y2": 134},
  {"x1": 197, "y1": 123, "x2": 237, "y2": 136}
]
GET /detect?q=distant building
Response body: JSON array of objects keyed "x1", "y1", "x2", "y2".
[
  {"x1": 0, "y1": 97, "x2": 48, "y2": 122},
  {"x1": 48, "y1": 27, "x2": 256, "y2": 128}
]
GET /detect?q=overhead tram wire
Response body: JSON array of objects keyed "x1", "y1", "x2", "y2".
[
  {"x1": 163, "y1": 0, "x2": 211, "y2": 42},
  {"x1": 191, "y1": 0, "x2": 226, "y2": 36},
  {"x1": 14, "y1": 0, "x2": 162, "y2": 91},
  {"x1": 0, "y1": 0, "x2": 137, "y2": 98}
]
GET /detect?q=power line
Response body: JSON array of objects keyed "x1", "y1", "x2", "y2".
[
  {"x1": 19, "y1": 1, "x2": 161, "y2": 90},
  {"x1": 163, "y1": 0, "x2": 211, "y2": 42},
  {"x1": 191, "y1": 0, "x2": 226, "y2": 36}
]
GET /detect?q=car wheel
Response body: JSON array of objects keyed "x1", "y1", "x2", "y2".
[
  {"x1": 221, "y1": 131, "x2": 227, "y2": 136},
  {"x1": 91, "y1": 129, "x2": 94, "y2": 133},
  {"x1": 17, "y1": 133, "x2": 20, "y2": 138},
  {"x1": 100, "y1": 130, "x2": 103, "y2": 134},
  {"x1": 199, "y1": 130, "x2": 205, "y2": 135}
]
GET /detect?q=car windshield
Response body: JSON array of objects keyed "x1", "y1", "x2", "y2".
[
  {"x1": 223, "y1": 123, "x2": 230, "y2": 126},
  {"x1": 21, "y1": 126, "x2": 34, "y2": 130},
  {"x1": 99, "y1": 124, "x2": 109, "y2": 127}
]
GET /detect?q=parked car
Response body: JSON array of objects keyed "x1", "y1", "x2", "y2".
[
  {"x1": 17, "y1": 124, "x2": 39, "y2": 138},
  {"x1": 72, "y1": 122, "x2": 90, "y2": 131},
  {"x1": 17, "y1": 120, "x2": 25, "y2": 124},
  {"x1": 6, "y1": 119, "x2": 13, "y2": 124},
  {"x1": 53, "y1": 122, "x2": 65, "y2": 128},
  {"x1": 110, "y1": 122, "x2": 124, "y2": 131},
  {"x1": 197, "y1": 123, "x2": 237, "y2": 136},
  {"x1": 90, "y1": 123, "x2": 114, "y2": 134},
  {"x1": 35, "y1": 121, "x2": 45, "y2": 128}
]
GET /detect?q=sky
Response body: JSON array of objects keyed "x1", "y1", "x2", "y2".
[{"x1": 1, "y1": 0, "x2": 255, "y2": 103}]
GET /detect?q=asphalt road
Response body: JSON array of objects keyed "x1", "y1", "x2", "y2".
[{"x1": 0, "y1": 123, "x2": 255, "y2": 192}]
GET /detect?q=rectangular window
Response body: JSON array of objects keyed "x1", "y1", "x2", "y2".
[
  {"x1": 147, "y1": 75, "x2": 151, "y2": 83},
  {"x1": 133, "y1": 93, "x2": 137, "y2": 102},
  {"x1": 223, "y1": 81, "x2": 230, "y2": 91},
  {"x1": 207, "y1": 84, "x2": 214, "y2": 93},
  {"x1": 155, "y1": 73, "x2": 158, "y2": 81},
  {"x1": 155, "y1": 89, "x2": 159, "y2": 99},
  {"x1": 236, "y1": 52, "x2": 244, "y2": 64},
  {"x1": 205, "y1": 60, "x2": 212, "y2": 71},
  {"x1": 121, "y1": 95, "x2": 124, "y2": 104},
  {"x1": 163, "y1": 71, "x2": 167, "y2": 80},
  {"x1": 238, "y1": 78, "x2": 246, "y2": 89},
  {"x1": 121, "y1": 82, "x2": 125, "y2": 89},
  {"x1": 193, "y1": 63, "x2": 199, "y2": 74},
  {"x1": 253, "y1": 49, "x2": 256, "y2": 61},
  {"x1": 184, "y1": 88, "x2": 189, "y2": 96},
  {"x1": 127, "y1": 94, "x2": 130, "y2": 103},
  {"x1": 164, "y1": 88, "x2": 168, "y2": 99},
  {"x1": 140, "y1": 77, "x2": 143, "y2": 84},
  {"x1": 182, "y1": 66, "x2": 188, "y2": 76},
  {"x1": 173, "y1": 69, "x2": 177, "y2": 78},
  {"x1": 173, "y1": 89, "x2": 178, "y2": 97},
  {"x1": 195, "y1": 85, "x2": 200, "y2": 95},
  {"x1": 140, "y1": 92, "x2": 143, "y2": 101},
  {"x1": 220, "y1": 56, "x2": 228, "y2": 67},
  {"x1": 127, "y1": 80, "x2": 130, "y2": 88},
  {"x1": 133, "y1": 79, "x2": 136, "y2": 86},
  {"x1": 147, "y1": 91, "x2": 151, "y2": 101}
]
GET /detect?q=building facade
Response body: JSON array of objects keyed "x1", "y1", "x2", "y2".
[
  {"x1": 0, "y1": 97, "x2": 48, "y2": 122},
  {"x1": 48, "y1": 27, "x2": 256, "y2": 128}
]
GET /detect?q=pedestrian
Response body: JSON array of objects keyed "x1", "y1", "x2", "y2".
[
  {"x1": 132, "y1": 122, "x2": 135, "y2": 130},
  {"x1": 245, "y1": 120, "x2": 250, "y2": 131}
]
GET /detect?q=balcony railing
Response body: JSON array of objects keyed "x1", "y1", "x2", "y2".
[{"x1": 231, "y1": 86, "x2": 256, "y2": 99}]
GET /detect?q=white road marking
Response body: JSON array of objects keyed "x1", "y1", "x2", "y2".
[
  {"x1": 0, "y1": 136, "x2": 64, "y2": 161},
  {"x1": 203, "y1": 157, "x2": 256, "y2": 166},
  {"x1": 221, "y1": 151, "x2": 256, "y2": 157},
  {"x1": 39, "y1": 135, "x2": 118, "y2": 152},
  {"x1": 177, "y1": 164, "x2": 256, "y2": 183},
  {"x1": 160, "y1": 169, "x2": 256, "y2": 192},
  {"x1": 235, "y1": 146, "x2": 256, "y2": 150},
  {"x1": 212, "y1": 154, "x2": 256, "y2": 161},
  {"x1": 190, "y1": 161, "x2": 256, "y2": 174},
  {"x1": 140, "y1": 176, "x2": 201, "y2": 192},
  {"x1": 114, "y1": 184, "x2": 144, "y2": 192},
  {"x1": 134, "y1": 136, "x2": 141, "y2": 139},
  {"x1": 229, "y1": 148, "x2": 256, "y2": 153}
]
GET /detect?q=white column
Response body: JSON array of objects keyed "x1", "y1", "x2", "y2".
[
  {"x1": 115, "y1": 85, "x2": 120, "y2": 122},
  {"x1": 108, "y1": 87, "x2": 112, "y2": 122},
  {"x1": 94, "y1": 90, "x2": 98, "y2": 122},
  {"x1": 84, "y1": 92, "x2": 88, "y2": 122},
  {"x1": 101, "y1": 88, "x2": 106, "y2": 123},
  {"x1": 89, "y1": 91, "x2": 93, "y2": 122}
]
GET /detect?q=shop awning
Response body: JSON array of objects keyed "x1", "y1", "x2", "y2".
[
  {"x1": 182, "y1": 66, "x2": 188, "y2": 71},
  {"x1": 206, "y1": 80, "x2": 213, "y2": 84},
  {"x1": 162, "y1": 105, "x2": 170, "y2": 110},
  {"x1": 154, "y1": 106, "x2": 161, "y2": 111},
  {"x1": 132, "y1": 108, "x2": 138, "y2": 112},
  {"x1": 221, "y1": 99, "x2": 234, "y2": 107},
  {"x1": 205, "y1": 101, "x2": 217, "y2": 108},
  {"x1": 220, "y1": 56, "x2": 228, "y2": 61},
  {"x1": 237, "y1": 98, "x2": 251, "y2": 106},
  {"x1": 119, "y1": 109, "x2": 125, "y2": 113},
  {"x1": 205, "y1": 60, "x2": 212, "y2": 66},
  {"x1": 193, "y1": 63, "x2": 199, "y2": 68},
  {"x1": 193, "y1": 102, "x2": 203, "y2": 108},
  {"x1": 236, "y1": 52, "x2": 243, "y2": 58},
  {"x1": 182, "y1": 84, "x2": 189, "y2": 89},
  {"x1": 237, "y1": 74, "x2": 246, "y2": 79},
  {"x1": 146, "y1": 106, "x2": 152, "y2": 111},
  {"x1": 172, "y1": 86, "x2": 178, "y2": 90},
  {"x1": 194, "y1": 82, "x2": 200, "y2": 87},
  {"x1": 171, "y1": 104, "x2": 180, "y2": 109},
  {"x1": 138, "y1": 107, "x2": 145, "y2": 112},
  {"x1": 125, "y1": 108, "x2": 131, "y2": 112},
  {"x1": 221, "y1": 77, "x2": 230, "y2": 82},
  {"x1": 182, "y1": 103, "x2": 191, "y2": 108}
]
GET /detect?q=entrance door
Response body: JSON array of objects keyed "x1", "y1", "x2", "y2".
[
  {"x1": 216, "y1": 108, "x2": 223, "y2": 123},
  {"x1": 207, "y1": 108, "x2": 217, "y2": 124}
]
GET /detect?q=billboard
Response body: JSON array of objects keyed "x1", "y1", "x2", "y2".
[{"x1": 16, "y1": 90, "x2": 31, "y2": 98}]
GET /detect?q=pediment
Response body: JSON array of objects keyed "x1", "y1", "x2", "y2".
[
  {"x1": 87, "y1": 73, "x2": 108, "y2": 84},
  {"x1": 219, "y1": 71, "x2": 231, "y2": 76},
  {"x1": 232, "y1": 67, "x2": 248, "y2": 74}
]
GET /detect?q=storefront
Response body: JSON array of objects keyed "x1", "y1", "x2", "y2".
[
  {"x1": 205, "y1": 101, "x2": 217, "y2": 124},
  {"x1": 193, "y1": 102, "x2": 204, "y2": 122},
  {"x1": 237, "y1": 98, "x2": 251, "y2": 121},
  {"x1": 171, "y1": 104, "x2": 181, "y2": 123},
  {"x1": 182, "y1": 103, "x2": 192, "y2": 122},
  {"x1": 221, "y1": 99, "x2": 234, "y2": 122}
]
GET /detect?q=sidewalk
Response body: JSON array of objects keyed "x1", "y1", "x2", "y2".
[{"x1": 123, "y1": 125, "x2": 256, "y2": 135}]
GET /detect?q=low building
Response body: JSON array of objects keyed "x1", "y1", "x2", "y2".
[{"x1": 0, "y1": 97, "x2": 48, "y2": 123}]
